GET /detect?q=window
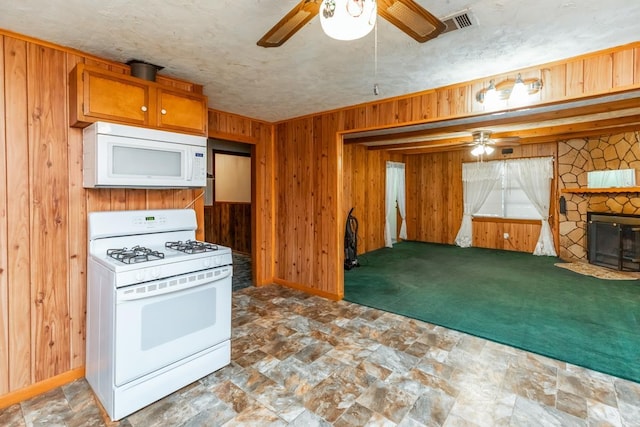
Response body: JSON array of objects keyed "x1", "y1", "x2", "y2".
[{"x1": 475, "y1": 161, "x2": 542, "y2": 220}]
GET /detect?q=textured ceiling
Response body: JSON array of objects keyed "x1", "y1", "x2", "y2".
[{"x1": 1, "y1": 1, "x2": 640, "y2": 122}]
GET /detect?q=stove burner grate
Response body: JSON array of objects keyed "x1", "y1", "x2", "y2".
[
  {"x1": 165, "y1": 240, "x2": 219, "y2": 254},
  {"x1": 107, "y1": 246, "x2": 165, "y2": 264}
]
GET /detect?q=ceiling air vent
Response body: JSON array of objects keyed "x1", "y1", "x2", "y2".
[{"x1": 441, "y1": 10, "x2": 476, "y2": 34}]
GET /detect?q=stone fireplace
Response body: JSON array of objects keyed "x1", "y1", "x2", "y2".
[{"x1": 558, "y1": 131, "x2": 640, "y2": 262}]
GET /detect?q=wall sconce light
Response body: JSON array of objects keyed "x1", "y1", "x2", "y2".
[{"x1": 476, "y1": 74, "x2": 543, "y2": 107}]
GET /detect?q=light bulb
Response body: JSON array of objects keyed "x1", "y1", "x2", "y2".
[
  {"x1": 483, "y1": 80, "x2": 498, "y2": 109},
  {"x1": 509, "y1": 74, "x2": 528, "y2": 106},
  {"x1": 484, "y1": 145, "x2": 495, "y2": 155},
  {"x1": 471, "y1": 145, "x2": 484, "y2": 156},
  {"x1": 320, "y1": 0, "x2": 377, "y2": 41}
]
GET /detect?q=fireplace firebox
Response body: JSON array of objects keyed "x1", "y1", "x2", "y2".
[{"x1": 587, "y1": 212, "x2": 640, "y2": 271}]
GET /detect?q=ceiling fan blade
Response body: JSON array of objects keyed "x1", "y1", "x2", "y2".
[
  {"x1": 257, "y1": 0, "x2": 321, "y2": 47},
  {"x1": 377, "y1": 0, "x2": 446, "y2": 43},
  {"x1": 490, "y1": 137, "x2": 521, "y2": 146}
]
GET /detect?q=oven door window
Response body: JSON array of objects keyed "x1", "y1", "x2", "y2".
[{"x1": 114, "y1": 279, "x2": 231, "y2": 386}]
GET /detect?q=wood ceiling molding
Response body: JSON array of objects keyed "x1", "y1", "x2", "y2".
[{"x1": 345, "y1": 89, "x2": 640, "y2": 154}]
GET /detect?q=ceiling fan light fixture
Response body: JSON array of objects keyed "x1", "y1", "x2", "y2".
[
  {"x1": 320, "y1": 0, "x2": 377, "y2": 41},
  {"x1": 483, "y1": 144, "x2": 494, "y2": 155}
]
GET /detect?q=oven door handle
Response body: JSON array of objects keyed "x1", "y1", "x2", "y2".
[{"x1": 117, "y1": 266, "x2": 232, "y2": 302}]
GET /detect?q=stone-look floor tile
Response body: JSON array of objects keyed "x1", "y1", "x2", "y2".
[
  {"x1": 510, "y1": 396, "x2": 585, "y2": 427},
  {"x1": 617, "y1": 400, "x2": 640, "y2": 427},
  {"x1": 303, "y1": 373, "x2": 366, "y2": 422},
  {"x1": 211, "y1": 380, "x2": 253, "y2": 413},
  {"x1": 417, "y1": 330, "x2": 462, "y2": 352},
  {"x1": 366, "y1": 345, "x2": 420, "y2": 375},
  {"x1": 0, "y1": 404, "x2": 26, "y2": 427},
  {"x1": 614, "y1": 378, "x2": 640, "y2": 407},
  {"x1": 20, "y1": 388, "x2": 72, "y2": 427},
  {"x1": 415, "y1": 357, "x2": 456, "y2": 380},
  {"x1": 6, "y1": 284, "x2": 640, "y2": 427},
  {"x1": 556, "y1": 389, "x2": 588, "y2": 419},
  {"x1": 558, "y1": 370, "x2": 618, "y2": 407},
  {"x1": 294, "y1": 340, "x2": 334, "y2": 363},
  {"x1": 408, "y1": 368, "x2": 460, "y2": 399},
  {"x1": 288, "y1": 409, "x2": 331, "y2": 426},
  {"x1": 586, "y1": 399, "x2": 622, "y2": 427},
  {"x1": 442, "y1": 413, "x2": 482, "y2": 427},
  {"x1": 334, "y1": 402, "x2": 375, "y2": 427},
  {"x1": 221, "y1": 404, "x2": 285, "y2": 426},
  {"x1": 364, "y1": 411, "x2": 396, "y2": 426},
  {"x1": 448, "y1": 388, "x2": 517, "y2": 427},
  {"x1": 356, "y1": 380, "x2": 418, "y2": 423},
  {"x1": 502, "y1": 364, "x2": 558, "y2": 407},
  {"x1": 405, "y1": 387, "x2": 456, "y2": 426}
]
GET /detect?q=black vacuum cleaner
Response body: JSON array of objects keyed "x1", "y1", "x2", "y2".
[{"x1": 344, "y1": 208, "x2": 360, "y2": 270}]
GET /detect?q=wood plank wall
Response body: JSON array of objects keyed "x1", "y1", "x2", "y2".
[
  {"x1": 405, "y1": 143, "x2": 557, "y2": 250},
  {"x1": 275, "y1": 42, "x2": 640, "y2": 301},
  {"x1": 207, "y1": 109, "x2": 275, "y2": 287},
  {"x1": 342, "y1": 142, "x2": 556, "y2": 255},
  {"x1": 204, "y1": 203, "x2": 251, "y2": 254},
  {"x1": 0, "y1": 32, "x2": 272, "y2": 400},
  {"x1": 342, "y1": 144, "x2": 403, "y2": 254}
]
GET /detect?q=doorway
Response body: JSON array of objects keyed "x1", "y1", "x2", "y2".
[{"x1": 205, "y1": 138, "x2": 253, "y2": 290}]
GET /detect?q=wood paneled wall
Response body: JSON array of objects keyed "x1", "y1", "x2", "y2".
[
  {"x1": 342, "y1": 144, "x2": 402, "y2": 254},
  {"x1": 204, "y1": 203, "x2": 251, "y2": 254},
  {"x1": 405, "y1": 143, "x2": 557, "y2": 249},
  {"x1": 207, "y1": 109, "x2": 275, "y2": 287},
  {"x1": 342, "y1": 143, "x2": 557, "y2": 254},
  {"x1": 273, "y1": 114, "x2": 342, "y2": 299},
  {"x1": 275, "y1": 43, "x2": 640, "y2": 300},
  {"x1": 0, "y1": 32, "x2": 273, "y2": 401}
]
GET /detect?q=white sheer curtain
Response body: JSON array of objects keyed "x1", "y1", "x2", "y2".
[
  {"x1": 508, "y1": 157, "x2": 556, "y2": 256},
  {"x1": 454, "y1": 161, "x2": 503, "y2": 247},
  {"x1": 385, "y1": 161, "x2": 407, "y2": 248}
]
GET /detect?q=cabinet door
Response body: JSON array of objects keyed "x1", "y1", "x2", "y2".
[
  {"x1": 79, "y1": 66, "x2": 151, "y2": 126},
  {"x1": 156, "y1": 88, "x2": 207, "y2": 135}
]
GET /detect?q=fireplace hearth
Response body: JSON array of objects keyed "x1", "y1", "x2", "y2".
[{"x1": 587, "y1": 212, "x2": 640, "y2": 271}]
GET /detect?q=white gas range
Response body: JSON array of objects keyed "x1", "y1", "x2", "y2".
[{"x1": 86, "y1": 209, "x2": 232, "y2": 421}]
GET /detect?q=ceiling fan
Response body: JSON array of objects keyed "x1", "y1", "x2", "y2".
[
  {"x1": 467, "y1": 130, "x2": 520, "y2": 156},
  {"x1": 257, "y1": 0, "x2": 446, "y2": 48}
]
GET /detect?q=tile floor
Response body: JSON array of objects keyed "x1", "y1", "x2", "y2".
[{"x1": 2, "y1": 284, "x2": 640, "y2": 426}]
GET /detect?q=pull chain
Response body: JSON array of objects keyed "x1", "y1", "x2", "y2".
[{"x1": 373, "y1": 20, "x2": 379, "y2": 95}]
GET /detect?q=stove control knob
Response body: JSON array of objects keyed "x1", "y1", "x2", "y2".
[
  {"x1": 135, "y1": 271, "x2": 145, "y2": 282},
  {"x1": 203, "y1": 257, "x2": 212, "y2": 268},
  {"x1": 151, "y1": 268, "x2": 161, "y2": 278},
  {"x1": 215, "y1": 256, "x2": 222, "y2": 266}
]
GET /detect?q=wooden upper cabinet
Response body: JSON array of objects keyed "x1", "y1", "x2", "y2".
[
  {"x1": 156, "y1": 87, "x2": 208, "y2": 135},
  {"x1": 69, "y1": 63, "x2": 208, "y2": 136}
]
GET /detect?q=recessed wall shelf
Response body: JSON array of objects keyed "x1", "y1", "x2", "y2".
[{"x1": 561, "y1": 187, "x2": 640, "y2": 194}]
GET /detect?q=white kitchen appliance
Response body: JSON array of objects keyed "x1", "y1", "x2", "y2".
[
  {"x1": 83, "y1": 121, "x2": 207, "y2": 188},
  {"x1": 86, "y1": 209, "x2": 232, "y2": 420}
]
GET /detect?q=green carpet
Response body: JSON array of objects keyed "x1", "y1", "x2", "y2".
[{"x1": 344, "y1": 241, "x2": 640, "y2": 383}]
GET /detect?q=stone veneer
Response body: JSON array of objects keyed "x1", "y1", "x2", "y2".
[{"x1": 558, "y1": 131, "x2": 640, "y2": 261}]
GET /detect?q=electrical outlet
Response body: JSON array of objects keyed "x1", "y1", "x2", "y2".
[{"x1": 503, "y1": 233, "x2": 509, "y2": 239}]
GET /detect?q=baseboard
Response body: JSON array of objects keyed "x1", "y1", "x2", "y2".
[
  {"x1": 273, "y1": 278, "x2": 343, "y2": 300},
  {"x1": 0, "y1": 367, "x2": 85, "y2": 410}
]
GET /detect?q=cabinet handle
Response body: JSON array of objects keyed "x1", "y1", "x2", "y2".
[
  {"x1": 161, "y1": 109, "x2": 167, "y2": 115},
  {"x1": 141, "y1": 106, "x2": 148, "y2": 112}
]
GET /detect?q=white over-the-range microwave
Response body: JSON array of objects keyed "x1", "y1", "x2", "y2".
[{"x1": 83, "y1": 121, "x2": 207, "y2": 188}]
